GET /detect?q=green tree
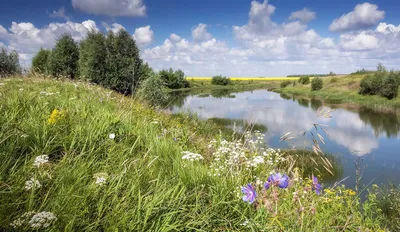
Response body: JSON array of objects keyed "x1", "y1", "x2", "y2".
[
  {"x1": 31, "y1": 48, "x2": 51, "y2": 74},
  {"x1": 104, "y1": 29, "x2": 142, "y2": 95},
  {"x1": 79, "y1": 31, "x2": 107, "y2": 84},
  {"x1": 380, "y1": 72, "x2": 399, "y2": 99},
  {"x1": 159, "y1": 68, "x2": 189, "y2": 89},
  {"x1": 311, "y1": 77, "x2": 323, "y2": 91},
  {"x1": 377, "y1": 63, "x2": 387, "y2": 73},
  {"x1": 47, "y1": 34, "x2": 79, "y2": 79},
  {"x1": 211, "y1": 75, "x2": 232, "y2": 86},
  {"x1": 137, "y1": 74, "x2": 168, "y2": 106},
  {"x1": 0, "y1": 48, "x2": 21, "y2": 77},
  {"x1": 298, "y1": 76, "x2": 310, "y2": 84}
]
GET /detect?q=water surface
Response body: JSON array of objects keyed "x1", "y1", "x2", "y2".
[{"x1": 168, "y1": 89, "x2": 400, "y2": 188}]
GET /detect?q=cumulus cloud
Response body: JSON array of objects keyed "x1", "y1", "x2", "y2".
[
  {"x1": 0, "y1": 20, "x2": 99, "y2": 66},
  {"x1": 329, "y1": 3, "x2": 385, "y2": 32},
  {"x1": 48, "y1": 6, "x2": 69, "y2": 21},
  {"x1": 191, "y1": 24, "x2": 212, "y2": 42},
  {"x1": 133, "y1": 25, "x2": 154, "y2": 47},
  {"x1": 339, "y1": 32, "x2": 378, "y2": 51},
  {"x1": 72, "y1": 0, "x2": 146, "y2": 17},
  {"x1": 102, "y1": 22, "x2": 126, "y2": 34},
  {"x1": 289, "y1": 8, "x2": 316, "y2": 23}
]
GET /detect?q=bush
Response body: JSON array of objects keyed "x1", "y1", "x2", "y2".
[
  {"x1": 311, "y1": 77, "x2": 323, "y2": 91},
  {"x1": 280, "y1": 81, "x2": 292, "y2": 88},
  {"x1": 104, "y1": 30, "x2": 142, "y2": 95},
  {"x1": 380, "y1": 72, "x2": 399, "y2": 99},
  {"x1": 211, "y1": 75, "x2": 232, "y2": 86},
  {"x1": 47, "y1": 34, "x2": 79, "y2": 79},
  {"x1": 159, "y1": 68, "x2": 189, "y2": 89},
  {"x1": 0, "y1": 48, "x2": 21, "y2": 77},
  {"x1": 359, "y1": 73, "x2": 384, "y2": 95},
  {"x1": 330, "y1": 77, "x2": 339, "y2": 83},
  {"x1": 298, "y1": 76, "x2": 310, "y2": 84},
  {"x1": 31, "y1": 48, "x2": 50, "y2": 74},
  {"x1": 137, "y1": 74, "x2": 168, "y2": 106},
  {"x1": 79, "y1": 31, "x2": 107, "y2": 84}
]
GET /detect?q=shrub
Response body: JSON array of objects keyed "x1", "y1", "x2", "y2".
[
  {"x1": 380, "y1": 72, "x2": 399, "y2": 99},
  {"x1": 79, "y1": 31, "x2": 107, "y2": 84},
  {"x1": 137, "y1": 74, "x2": 168, "y2": 106},
  {"x1": 211, "y1": 75, "x2": 232, "y2": 86},
  {"x1": 0, "y1": 48, "x2": 21, "y2": 77},
  {"x1": 104, "y1": 30, "x2": 142, "y2": 95},
  {"x1": 159, "y1": 68, "x2": 189, "y2": 89},
  {"x1": 280, "y1": 81, "x2": 292, "y2": 88},
  {"x1": 330, "y1": 77, "x2": 339, "y2": 83},
  {"x1": 47, "y1": 34, "x2": 79, "y2": 79},
  {"x1": 31, "y1": 48, "x2": 50, "y2": 74},
  {"x1": 311, "y1": 77, "x2": 323, "y2": 91},
  {"x1": 359, "y1": 73, "x2": 384, "y2": 95},
  {"x1": 298, "y1": 76, "x2": 310, "y2": 84}
]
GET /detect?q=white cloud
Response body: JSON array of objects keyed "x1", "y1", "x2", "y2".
[
  {"x1": 339, "y1": 32, "x2": 378, "y2": 51},
  {"x1": 329, "y1": 3, "x2": 385, "y2": 32},
  {"x1": 376, "y1": 22, "x2": 400, "y2": 35},
  {"x1": 191, "y1": 24, "x2": 212, "y2": 42},
  {"x1": 0, "y1": 20, "x2": 99, "y2": 66},
  {"x1": 72, "y1": 0, "x2": 146, "y2": 17},
  {"x1": 133, "y1": 25, "x2": 154, "y2": 47},
  {"x1": 102, "y1": 22, "x2": 126, "y2": 34},
  {"x1": 169, "y1": 33, "x2": 181, "y2": 42},
  {"x1": 289, "y1": 8, "x2": 316, "y2": 23},
  {"x1": 48, "y1": 6, "x2": 69, "y2": 21}
]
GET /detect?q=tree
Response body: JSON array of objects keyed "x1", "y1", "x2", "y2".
[
  {"x1": 159, "y1": 68, "x2": 189, "y2": 89},
  {"x1": 104, "y1": 29, "x2": 141, "y2": 95},
  {"x1": 137, "y1": 74, "x2": 168, "y2": 106},
  {"x1": 0, "y1": 48, "x2": 21, "y2": 77},
  {"x1": 47, "y1": 34, "x2": 79, "y2": 79},
  {"x1": 211, "y1": 75, "x2": 232, "y2": 86},
  {"x1": 380, "y1": 72, "x2": 399, "y2": 99},
  {"x1": 79, "y1": 31, "x2": 107, "y2": 83},
  {"x1": 32, "y1": 48, "x2": 51, "y2": 74},
  {"x1": 377, "y1": 63, "x2": 387, "y2": 73},
  {"x1": 311, "y1": 77, "x2": 323, "y2": 91}
]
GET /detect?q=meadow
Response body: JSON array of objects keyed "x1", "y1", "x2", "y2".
[
  {"x1": 186, "y1": 77, "x2": 300, "y2": 81},
  {"x1": 0, "y1": 76, "x2": 395, "y2": 231}
]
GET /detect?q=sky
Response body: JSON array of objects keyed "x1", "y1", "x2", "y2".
[{"x1": 0, "y1": 0, "x2": 400, "y2": 76}]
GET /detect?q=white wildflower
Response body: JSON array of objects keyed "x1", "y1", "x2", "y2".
[
  {"x1": 19, "y1": 88, "x2": 24, "y2": 91},
  {"x1": 93, "y1": 173, "x2": 108, "y2": 186},
  {"x1": 21, "y1": 134, "x2": 29, "y2": 138},
  {"x1": 25, "y1": 178, "x2": 41, "y2": 191},
  {"x1": 109, "y1": 133, "x2": 115, "y2": 140},
  {"x1": 33, "y1": 155, "x2": 49, "y2": 168},
  {"x1": 181, "y1": 151, "x2": 203, "y2": 161},
  {"x1": 10, "y1": 211, "x2": 35, "y2": 229},
  {"x1": 95, "y1": 177, "x2": 107, "y2": 186},
  {"x1": 29, "y1": 212, "x2": 57, "y2": 229}
]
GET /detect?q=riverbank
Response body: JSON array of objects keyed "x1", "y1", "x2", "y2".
[
  {"x1": 275, "y1": 73, "x2": 400, "y2": 113},
  {"x1": 0, "y1": 77, "x2": 393, "y2": 231}
]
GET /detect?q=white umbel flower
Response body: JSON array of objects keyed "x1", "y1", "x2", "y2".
[
  {"x1": 109, "y1": 133, "x2": 115, "y2": 140},
  {"x1": 25, "y1": 178, "x2": 41, "y2": 190},
  {"x1": 33, "y1": 155, "x2": 49, "y2": 168},
  {"x1": 29, "y1": 212, "x2": 57, "y2": 229},
  {"x1": 181, "y1": 151, "x2": 203, "y2": 161}
]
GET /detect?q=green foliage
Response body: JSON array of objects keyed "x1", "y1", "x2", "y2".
[
  {"x1": 211, "y1": 75, "x2": 232, "y2": 86},
  {"x1": 311, "y1": 77, "x2": 323, "y2": 91},
  {"x1": 298, "y1": 76, "x2": 310, "y2": 85},
  {"x1": 31, "y1": 48, "x2": 50, "y2": 74},
  {"x1": 280, "y1": 80, "x2": 292, "y2": 88},
  {"x1": 377, "y1": 63, "x2": 387, "y2": 73},
  {"x1": 380, "y1": 72, "x2": 399, "y2": 99},
  {"x1": 47, "y1": 34, "x2": 79, "y2": 79},
  {"x1": 79, "y1": 31, "x2": 107, "y2": 84},
  {"x1": 136, "y1": 62, "x2": 154, "y2": 87},
  {"x1": 104, "y1": 30, "x2": 142, "y2": 95},
  {"x1": 376, "y1": 185, "x2": 400, "y2": 231},
  {"x1": 330, "y1": 77, "x2": 339, "y2": 83},
  {"x1": 159, "y1": 68, "x2": 189, "y2": 89},
  {"x1": 137, "y1": 74, "x2": 168, "y2": 106},
  {"x1": 0, "y1": 48, "x2": 21, "y2": 77},
  {"x1": 359, "y1": 73, "x2": 384, "y2": 95}
]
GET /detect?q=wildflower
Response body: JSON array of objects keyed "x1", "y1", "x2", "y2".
[
  {"x1": 181, "y1": 151, "x2": 203, "y2": 161},
  {"x1": 346, "y1": 189, "x2": 356, "y2": 196},
  {"x1": 29, "y1": 211, "x2": 57, "y2": 229},
  {"x1": 109, "y1": 133, "x2": 116, "y2": 140},
  {"x1": 264, "y1": 173, "x2": 289, "y2": 190},
  {"x1": 312, "y1": 175, "x2": 322, "y2": 195},
  {"x1": 242, "y1": 184, "x2": 257, "y2": 204},
  {"x1": 25, "y1": 178, "x2": 41, "y2": 190},
  {"x1": 10, "y1": 211, "x2": 35, "y2": 229},
  {"x1": 47, "y1": 109, "x2": 64, "y2": 125},
  {"x1": 33, "y1": 155, "x2": 49, "y2": 168},
  {"x1": 93, "y1": 173, "x2": 108, "y2": 186},
  {"x1": 20, "y1": 134, "x2": 29, "y2": 138},
  {"x1": 95, "y1": 177, "x2": 107, "y2": 186}
]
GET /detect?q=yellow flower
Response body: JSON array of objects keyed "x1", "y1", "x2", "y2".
[
  {"x1": 346, "y1": 189, "x2": 357, "y2": 196},
  {"x1": 48, "y1": 109, "x2": 64, "y2": 125}
]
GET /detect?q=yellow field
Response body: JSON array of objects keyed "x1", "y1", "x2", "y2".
[{"x1": 186, "y1": 77, "x2": 300, "y2": 81}]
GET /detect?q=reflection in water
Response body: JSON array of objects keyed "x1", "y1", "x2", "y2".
[{"x1": 169, "y1": 89, "x2": 400, "y2": 187}]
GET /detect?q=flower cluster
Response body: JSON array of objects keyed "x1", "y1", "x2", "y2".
[
  {"x1": 33, "y1": 155, "x2": 49, "y2": 168},
  {"x1": 93, "y1": 173, "x2": 108, "y2": 186},
  {"x1": 47, "y1": 109, "x2": 64, "y2": 125},
  {"x1": 181, "y1": 151, "x2": 203, "y2": 161},
  {"x1": 25, "y1": 177, "x2": 41, "y2": 191},
  {"x1": 10, "y1": 211, "x2": 35, "y2": 229},
  {"x1": 40, "y1": 91, "x2": 60, "y2": 96},
  {"x1": 29, "y1": 212, "x2": 57, "y2": 229}
]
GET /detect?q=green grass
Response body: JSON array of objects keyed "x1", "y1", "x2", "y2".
[
  {"x1": 0, "y1": 77, "x2": 389, "y2": 231},
  {"x1": 170, "y1": 79, "x2": 280, "y2": 92},
  {"x1": 275, "y1": 74, "x2": 400, "y2": 112}
]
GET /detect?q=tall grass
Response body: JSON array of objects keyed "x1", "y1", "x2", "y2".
[{"x1": 0, "y1": 77, "x2": 388, "y2": 231}]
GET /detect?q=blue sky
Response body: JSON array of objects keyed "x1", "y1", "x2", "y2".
[{"x1": 1, "y1": 0, "x2": 400, "y2": 76}]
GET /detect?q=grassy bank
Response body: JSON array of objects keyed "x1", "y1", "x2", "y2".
[
  {"x1": 0, "y1": 77, "x2": 390, "y2": 231},
  {"x1": 275, "y1": 74, "x2": 400, "y2": 112}
]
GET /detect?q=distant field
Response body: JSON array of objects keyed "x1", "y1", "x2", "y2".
[{"x1": 186, "y1": 77, "x2": 300, "y2": 81}]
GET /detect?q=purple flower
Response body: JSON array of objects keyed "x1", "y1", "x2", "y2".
[
  {"x1": 265, "y1": 173, "x2": 289, "y2": 189},
  {"x1": 312, "y1": 176, "x2": 322, "y2": 195},
  {"x1": 242, "y1": 184, "x2": 257, "y2": 204}
]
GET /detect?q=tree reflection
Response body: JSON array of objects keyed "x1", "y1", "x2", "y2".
[{"x1": 358, "y1": 107, "x2": 400, "y2": 138}]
